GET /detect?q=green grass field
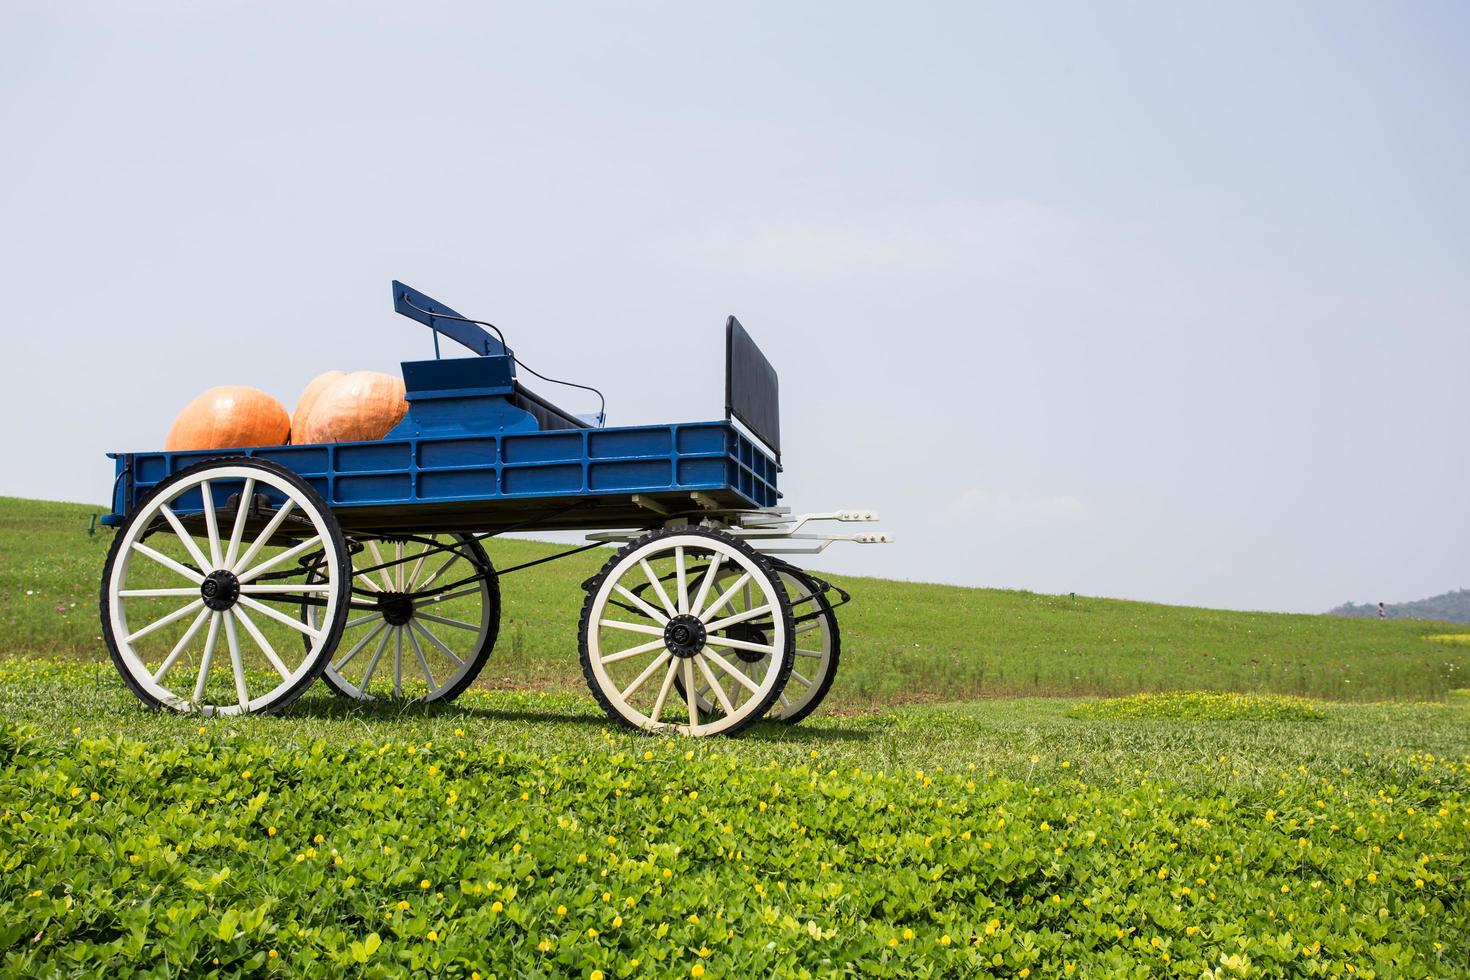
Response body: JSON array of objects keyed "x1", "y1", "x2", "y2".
[
  {"x1": 2, "y1": 495, "x2": 1467, "y2": 976},
  {"x1": 3, "y1": 496, "x2": 1465, "y2": 705}
]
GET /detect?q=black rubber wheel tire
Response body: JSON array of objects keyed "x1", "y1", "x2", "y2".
[
  {"x1": 577, "y1": 525, "x2": 795, "y2": 737},
  {"x1": 99, "y1": 456, "x2": 352, "y2": 715},
  {"x1": 770, "y1": 567, "x2": 842, "y2": 724},
  {"x1": 317, "y1": 533, "x2": 501, "y2": 703}
]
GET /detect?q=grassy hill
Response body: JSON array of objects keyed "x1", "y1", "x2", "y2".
[{"x1": 3, "y1": 494, "x2": 1465, "y2": 704}]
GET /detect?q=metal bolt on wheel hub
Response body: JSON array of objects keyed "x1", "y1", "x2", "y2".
[
  {"x1": 663, "y1": 614, "x2": 707, "y2": 658},
  {"x1": 200, "y1": 570, "x2": 240, "y2": 611}
]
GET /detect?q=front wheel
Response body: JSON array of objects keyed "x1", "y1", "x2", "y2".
[
  {"x1": 578, "y1": 526, "x2": 794, "y2": 736},
  {"x1": 100, "y1": 458, "x2": 351, "y2": 715}
]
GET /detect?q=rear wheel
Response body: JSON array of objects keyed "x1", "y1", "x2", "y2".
[
  {"x1": 678, "y1": 566, "x2": 840, "y2": 723},
  {"x1": 100, "y1": 458, "x2": 351, "y2": 715},
  {"x1": 309, "y1": 533, "x2": 500, "y2": 702}
]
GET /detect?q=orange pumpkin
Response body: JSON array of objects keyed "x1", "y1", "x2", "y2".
[
  {"x1": 165, "y1": 386, "x2": 291, "y2": 452},
  {"x1": 296, "y1": 370, "x2": 408, "y2": 444},
  {"x1": 290, "y1": 370, "x2": 346, "y2": 441}
]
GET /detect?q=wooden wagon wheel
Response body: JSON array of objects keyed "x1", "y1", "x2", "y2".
[
  {"x1": 305, "y1": 533, "x2": 500, "y2": 702},
  {"x1": 100, "y1": 458, "x2": 351, "y2": 715},
  {"x1": 675, "y1": 566, "x2": 840, "y2": 723},
  {"x1": 578, "y1": 526, "x2": 794, "y2": 736}
]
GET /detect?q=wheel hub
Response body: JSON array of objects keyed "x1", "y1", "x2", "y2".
[
  {"x1": 378, "y1": 593, "x2": 416, "y2": 626},
  {"x1": 663, "y1": 614, "x2": 707, "y2": 659},
  {"x1": 723, "y1": 622, "x2": 770, "y2": 663},
  {"x1": 199, "y1": 569, "x2": 240, "y2": 611}
]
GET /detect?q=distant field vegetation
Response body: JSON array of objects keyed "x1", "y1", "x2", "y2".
[{"x1": 2, "y1": 495, "x2": 1465, "y2": 704}]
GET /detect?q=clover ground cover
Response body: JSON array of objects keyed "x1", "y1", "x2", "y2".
[{"x1": 2, "y1": 661, "x2": 1467, "y2": 977}]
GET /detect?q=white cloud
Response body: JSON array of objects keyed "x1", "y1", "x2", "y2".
[
  {"x1": 948, "y1": 489, "x2": 1083, "y2": 523},
  {"x1": 648, "y1": 200, "x2": 1059, "y2": 287}
]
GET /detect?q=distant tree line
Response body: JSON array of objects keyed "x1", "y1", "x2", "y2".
[{"x1": 1329, "y1": 588, "x2": 1470, "y2": 624}]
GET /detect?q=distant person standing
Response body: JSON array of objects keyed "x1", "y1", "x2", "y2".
[{"x1": 1377, "y1": 602, "x2": 1386, "y2": 619}]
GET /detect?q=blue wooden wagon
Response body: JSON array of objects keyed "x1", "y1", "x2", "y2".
[{"x1": 99, "y1": 282, "x2": 888, "y2": 734}]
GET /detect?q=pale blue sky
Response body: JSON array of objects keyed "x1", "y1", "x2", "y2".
[{"x1": 2, "y1": 2, "x2": 1465, "y2": 612}]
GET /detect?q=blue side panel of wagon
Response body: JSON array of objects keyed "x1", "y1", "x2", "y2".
[{"x1": 107, "y1": 419, "x2": 779, "y2": 532}]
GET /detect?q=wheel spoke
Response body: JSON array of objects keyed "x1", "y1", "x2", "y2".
[
  {"x1": 689, "y1": 553, "x2": 724, "y2": 618},
  {"x1": 131, "y1": 542, "x2": 206, "y2": 584},
  {"x1": 230, "y1": 499, "x2": 297, "y2": 575},
  {"x1": 404, "y1": 538, "x2": 434, "y2": 591},
  {"x1": 345, "y1": 612, "x2": 383, "y2": 630},
  {"x1": 236, "y1": 595, "x2": 320, "y2": 639},
  {"x1": 235, "y1": 535, "x2": 323, "y2": 584},
  {"x1": 334, "y1": 620, "x2": 388, "y2": 671},
  {"x1": 601, "y1": 638, "x2": 667, "y2": 664},
  {"x1": 410, "y1": 619, "x2": 466, "y2": 668},
  {"x1": 192, "y1": 613, "x2": 222, "y2": 704},
  {"x1": 695, "y1": 655, "x2": 736, "y2": 716},
  {"x1": 366, "y1": 540, "x2": 397, "y2": 592},
  {"x1": 158, "y1": 505, "x2": 211, "y2": 572},
  {"x1": 649, "y1": 658, "x2": 680, "y2": 725},
  {"x1": 417, "y1": 548, "x2": 461, "y2": 591},
  {"x1": 407, "y1": 625, "x2": 436, "y2": 691},
  {"x1": 118, "y1": 588, "x2": 200, "y2": 598},
  {"x1": 151, "y1": 607, "x2": 211, "y2": 682},
  {"x1": 355, "y1": 566, "x2": 384, "y2": 593},
  {"x1": 674, "y1": 547, "x2": 689, "y2": 614},
  {"x1": 223, "y1": 477, "x2": 255, "y2": 569},
  {"x1": 795, "y1": 648, "x2": 824, "y2": 659},
  {"x1": 640, "y1": 560, "x2": 677, "y2": 617},
  {"x1": 704, "y1": 603, "x2": 774, "y2": 633},
  {"x1": 223, "y1": 610, "x2": 250, "y2": 710},
  {"x1": 125, "y1": 598, "x2": 206, "y2": 643},
  {"x1": 232, "y1": 604, "x2": 293, "y2": 680},
  {"x1": 414, "y1": 586, "x2": 482, "y2": 607},
  {"x1": 683, "y1": 658, "x2": 698, "y2": 730},
  {"x1": 417, "y1": 611, "x2": 481, "y2": 632},
  {"x1": 359, "y1": 625, "x2": 394, "y2": 690},
  {"x1": 704, "y1": 634, "x2": 776, "y2": 655},
  {"x1": 791, "y1": 668, "x2": 813, "y2": 688},
  {"x1": 613, "y1": 584, "x2": 669, "y2": 625},
  {"x1": 699, "y1": 572, "x2": 751, "y2": 624},
  {"x1": 599, "y1": 619, "x2": 664, "y2": 637},
  {"x1": 393, "y1": 627, "x2": 404, "y2": 697},
  {"x1": 619, "y1": 650, "x2": 672, "y2": 701},
  {"x1": 795, "y1": 620, "x2": 821, "y2": 636},
  {"x1": 395, "y1": 540, "x2": 405, "y2": 591},
  {"x1": 703, "y1": 648, "x2": 762, "y2": 693},
  {"x1": 239, "y1": 583, "x2": 334, "y2": 594},
  {"x1": 200, "y1": 480, "x2": 223, "y2": 569}
]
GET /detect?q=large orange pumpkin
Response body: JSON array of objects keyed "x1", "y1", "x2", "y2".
[
  {"x1": 290, "y1": 370, "x2": 346, "y2": 441},
  {"x1": 296, "y1": 370, "x2": 408, "y2": 444},
  {"x1": 165, "y1": 386, "x2": 291, "y2": 452}
]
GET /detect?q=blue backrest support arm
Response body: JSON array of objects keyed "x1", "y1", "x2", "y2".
[{"x1": 392, "y1": 281, "x2": 510, "y2": 358}]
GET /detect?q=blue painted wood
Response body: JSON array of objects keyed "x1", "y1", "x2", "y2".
[{"x1": 392, "y1": 280, "x2": 511, "y2": 359}]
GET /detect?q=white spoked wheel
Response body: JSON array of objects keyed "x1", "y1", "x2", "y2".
[
  {"x1": 100, "y1": 458, "x2": 351, "y2": 715},
  {"x1": 578, "y1": 526, "x2": 795, "y2": 737},
  {"x1": 679, "y1": 567, "x2": 840, "y2": 724},
  {"x1": 309, "y1": 533, "x2": 500, "y2": 702}
]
